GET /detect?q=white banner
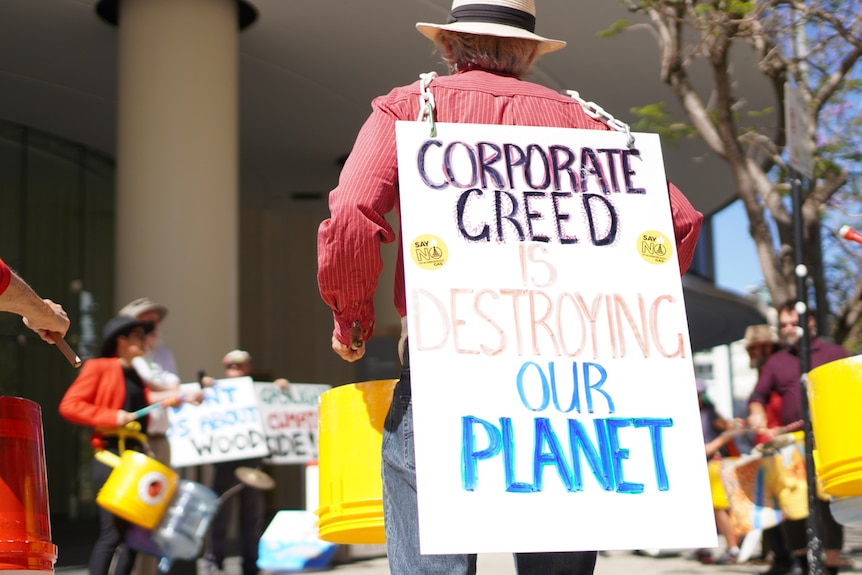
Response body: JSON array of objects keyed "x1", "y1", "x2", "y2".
[
  {"x1": 255, "y1": 382, "x2": 330, "y2": 464},
  {"x1": 395, "y1": 121, "x2": 715, "y2": 554},
  {"x1": 167, "y1": 377, "x2": 269, "y2": 467}
]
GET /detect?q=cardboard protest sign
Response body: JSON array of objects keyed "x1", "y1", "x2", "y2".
[
  {"x1": 254, "y1": 382, "x2": 330, "y2": 464},
  {"x1": 167, "y1": 377, "x2": 269, "y2": 467},
  {"x1": 395, "y1": 121, "x2": 715, "y2": 554}
]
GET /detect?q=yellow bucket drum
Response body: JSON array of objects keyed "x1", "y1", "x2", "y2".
[
  {"x1": 95, "y1": 450, "x2": 179, "y2": 530},
  {"x1": 316, "y1": 379, "x2": 397, "y2": 544},
  {"x1": 808, "y1": 355, "x2": 862, "y2": 497}
]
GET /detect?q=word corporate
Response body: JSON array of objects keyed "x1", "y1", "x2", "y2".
[{"x1": 416, "y1": 139, "x2": 652, "y2": 246}]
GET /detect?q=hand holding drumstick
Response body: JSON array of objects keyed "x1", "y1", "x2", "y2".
[{"x1": 331, "y1": 320, "x2": 366, "y2": 362}]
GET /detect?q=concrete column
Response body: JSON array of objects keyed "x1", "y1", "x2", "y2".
[{"x1": 114, "y1": 0, "x2": 239, "y2": 380}]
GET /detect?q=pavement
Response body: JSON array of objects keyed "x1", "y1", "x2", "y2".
[
  {"x1": 54, "y1": 532, "x2": 862, "y2": 575},
  {"x1": 49, "y1": 517, "x2": 862, "y2": 575}
]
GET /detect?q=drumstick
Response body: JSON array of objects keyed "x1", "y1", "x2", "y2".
[
  {"x1": 350, "y1": 320, "x2": 364, "y2": 351},
  {"x1": 774, "y1": 419, "x2": 804, "y2": 435},
  {"x1": 49, "y1": 332, "x2": 82, "y2": 367},
  {"x1": 130, "y1": 397, "x2": 181, "y2": 420}
]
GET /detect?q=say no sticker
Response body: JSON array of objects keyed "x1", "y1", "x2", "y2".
[
  {"x1": 410, "y1": 234, "x2": 448, "y2": 270},
  {"x1": 638, "y1": 230, "x2": 672, "y2": 265}
]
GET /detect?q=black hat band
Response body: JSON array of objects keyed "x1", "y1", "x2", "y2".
[{"x1": 448, "y1": 4, "x2": 536, "y2": 33}]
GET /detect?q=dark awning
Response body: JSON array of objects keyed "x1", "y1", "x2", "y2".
[{"x1": 683, "y1": 274, "x2": 767, "y2": 352}]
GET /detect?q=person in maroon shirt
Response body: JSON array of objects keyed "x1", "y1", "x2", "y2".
[
  {"x1": 747, "y1": 300, "x2": 848, "y2": 575},
  {"x1": 317, "y1": 1, "x2": 703, "y2": 573},
  {"x1": 0, "y1": 256, "x2": 69, "y2": 341}
]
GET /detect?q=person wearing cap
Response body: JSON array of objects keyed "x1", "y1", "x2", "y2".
[
  {"x1": 118, "y1": 297, "x2": 177, "y2": 375},
  {"x1": 316, "y1": 1, "x2": 703, "y2": 573},
  {"x1": 118, "y1": 298, "x2": 181, "y2": 462},
  {"x1": 0, "y1": 256, "x2": 70, "y2": 342},
  {"x1": 202, "y1": 350, "x2": 288, "y2": 575},
  {"x1": 743, "y1": 324, "x2": 783, "y2": 443},
  {"x1": 58, "y1": 316, "x2": 200, "y2": 575},
  {"x1": 116, "y1": 298, "x2": 187, "y2": 575}
]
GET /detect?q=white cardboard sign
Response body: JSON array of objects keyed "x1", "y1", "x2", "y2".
[
  {"x1": 254, "y1": 382, "x2": 330, "y2": 464},
  {"x1": 167, "y1": 376, "x2": 269, "y2": 467},
  {"x1": 395, "y1": 121, "x2": 715, "y2": 554}
]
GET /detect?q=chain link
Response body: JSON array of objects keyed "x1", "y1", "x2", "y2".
[
  {"x1": 566, "y1": 90, "x2": 635, "y2": 148},
  {"x1": 415, "y1": 76, "x2": 632, "y2": 145},
  {"x1": 417, "y1": 72, "x2": 439, "y2": 138}
]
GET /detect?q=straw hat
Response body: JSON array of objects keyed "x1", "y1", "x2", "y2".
[
  {"x1": 743, "y1": 324, "x2": 777, "y2": 348},
  {"x1": 223, "y1": 349, "x2": 252, "y2": 366},
  {"x1": 416, "y1": 0, "x2": 566, "y2": 55},
  {"x1": 118, "y1": 297, "x2": 168, "y2": 321}
]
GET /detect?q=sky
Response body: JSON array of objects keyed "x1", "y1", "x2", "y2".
[{"x1": 711, "y1": 199, "x2": 766, "y2": 296}]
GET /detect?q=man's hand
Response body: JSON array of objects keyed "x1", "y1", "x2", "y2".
[
  {"x1": 116, "y1": 409, "x2": 136, "y2": 427},
  {"x1": 182, "y1": 389, "x2": 205, "y2": 405},
  {"x1": 22, "y1": 299, "x2": 70, "y2": 343},
  {"x1": 332, "y1": 335, "x2": 365, "y2": 362},
  {"x1": 747, "y1": 403, "x2": 768, "y2": 434}
]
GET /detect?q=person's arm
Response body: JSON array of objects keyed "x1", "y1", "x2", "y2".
[
  {"x1": 705, "y1": 426, "x2": 747, "y2": 458},
  {"x1": 317, "y1": 102, "x2": 399, "y2": 359},
  {"x1": 0, "y1": 259, "x2": 70, "y2": 342},
  {"x1": 132, "y1": 356, "x2": 181, "y2": 391},
  {"x1": 668, "y1": 183, "x2": 703, "y2": 275}
]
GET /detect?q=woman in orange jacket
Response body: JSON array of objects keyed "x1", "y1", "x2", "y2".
[{"x1": 59, "y1": 315, "x2": 198, "y2": 575}]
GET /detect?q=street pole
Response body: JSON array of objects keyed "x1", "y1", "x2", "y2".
[{"x1": 790, "y1": 167, "x2": 823, "y2": 575}]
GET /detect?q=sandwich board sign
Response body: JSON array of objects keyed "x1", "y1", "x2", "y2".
[
  {"x1": 395, "y1": 121, "x2": 715, "y2": 554},
  {"x1": 167, "y1": 376, "x2": 269, "y2": 466},
  {"x1": 254, "y1": 382, "x2": 330, "y2": 464}
]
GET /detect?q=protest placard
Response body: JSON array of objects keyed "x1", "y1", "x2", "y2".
[
  {"x1": 395, "y1": 121, "x2": 715, "y2": 554},
  {"x1": 167, "y1": 377, "x2": 269, "y2": 467},
  {"x1": 254, "y1": 382, "x2": 330, "y2": 464}
]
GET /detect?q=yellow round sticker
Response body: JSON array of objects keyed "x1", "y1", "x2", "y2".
[
  {"x1": 637, "y1": 230, "x2": 672, "y2": 265},
  {"x1": 409, "y1": 234, "x2": 448, "y2": 270}
]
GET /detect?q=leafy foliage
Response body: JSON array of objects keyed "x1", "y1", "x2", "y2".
[{"x1": 615, "y1": 0, "x2": 862, "y2": 349}]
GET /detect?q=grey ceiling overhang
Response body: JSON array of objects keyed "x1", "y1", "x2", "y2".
[{"x1": 683, "y1": 274, "x2": 766, "y2": 352}]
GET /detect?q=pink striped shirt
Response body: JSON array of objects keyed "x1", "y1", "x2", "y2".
[{"x1": 318, "y1": 71, "x2": 703, "y2": 346}]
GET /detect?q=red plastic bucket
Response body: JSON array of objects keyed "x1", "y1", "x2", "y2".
[{"x1": 0, "y1": 396, "x2": 57, "y2": 572}]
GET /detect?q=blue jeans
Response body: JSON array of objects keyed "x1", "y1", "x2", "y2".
[{"x1": 381, "y1": 347, "x2": 598, "y2": 575}]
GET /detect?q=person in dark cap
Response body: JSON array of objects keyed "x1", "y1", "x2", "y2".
[
  {"x1": 118, "y1": 296, "x2": 177, "y2": 376},
  {"x1": 59, "y1": 316, "x2": 200, "y2": 575},
  {"x1": 117, "y1": 297, "x2": 184, "y2": 575},
  {"x1": 316, "y1": 1, "x2": 703, "y2": 573}
]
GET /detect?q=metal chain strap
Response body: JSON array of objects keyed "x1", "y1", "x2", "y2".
[
  {"x1": 414, "y1": 75, "x2": 632, "y2": 146},
  {"x1": 417, "y1": 72, "x2": 439, "y2": 137},
  {"x1": 566, "y1": 90, "x2": 635, "y2": 148}
]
